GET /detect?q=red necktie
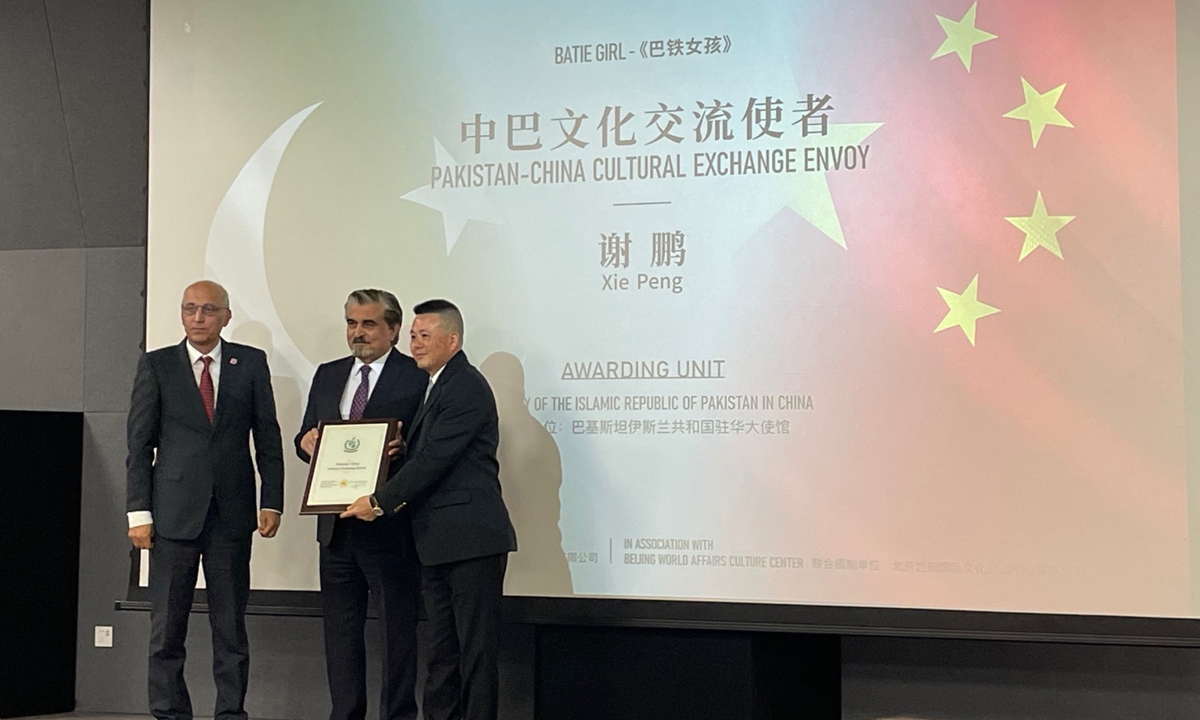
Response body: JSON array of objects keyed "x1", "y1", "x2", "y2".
[{"x1": 200, "y1": 356, "x2": 215, "y2": 423}]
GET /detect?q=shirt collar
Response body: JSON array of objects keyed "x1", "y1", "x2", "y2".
[
  {"x1": 428, "y1": 363, "x2": 447, "y2": 387},
  {"x1": 352, "y1": 351, "x2": 390, "y2": 377},
  {"x1": 186, "y1": 340, "x2": 222, "y2": 366},
  {"x1": 427, "y1": 350, "x2": 461, "y2": 388}
]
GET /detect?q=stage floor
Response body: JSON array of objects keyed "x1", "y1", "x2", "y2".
[{"x1": 13, "y1": 716, "x2": 156, "y2": 720}]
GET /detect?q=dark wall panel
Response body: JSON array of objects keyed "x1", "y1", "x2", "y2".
[
  {"x1": 0, "y1": 248, "x2": 86, "y2": 410},
  {"x1": 537, "y1": 627, "x2": 757, "y2": 720},
  {"x1": 75, "y1": 412, "x2": 146, "y2": 712},
  {"x1": 843, "y1": 636, "x2": 1200, "y2": 720},
  {"x1": 0, "y1": 0, "x2": 84, "y2": 250},
  {"x1": 0, "y1": 410, "x2": 84, "y2": 718},
  {"x1": 84, "y1": 247, "x2": 146, "y2": 411},
  {"x1": 44, "y1": 0, "x2": 148, "y2": 248}
]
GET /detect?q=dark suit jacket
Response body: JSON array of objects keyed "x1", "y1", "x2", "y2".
[
  {"x1": 375, "y1": 351, "x2": 517, "y2": 566},
  {"x1": 126, "y1": 339, "x2": 285, "y2": 541},
  {"x1": 294, "y1": 348, "x2": 427, "y2": 547}
]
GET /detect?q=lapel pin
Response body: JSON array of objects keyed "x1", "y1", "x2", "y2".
[{"x1": 229, "y1": 357, "x2": 238, "y2": 365}]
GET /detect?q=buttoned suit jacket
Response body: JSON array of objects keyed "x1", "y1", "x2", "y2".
[
  {"x1": 375, "y1": 350, "x2": 517, "y2": 566},
  {"x1": 126, "y1": 339, "x2": 285, "y2": 540}
]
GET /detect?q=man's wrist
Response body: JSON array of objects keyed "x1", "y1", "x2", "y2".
[{"x1": 368, "y1": 495, "x2": 384, "y2": 517}]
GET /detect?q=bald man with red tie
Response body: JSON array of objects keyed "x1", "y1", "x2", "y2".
[{"x1": 126, "y1": 280, "x2": 285, "y2": 720}]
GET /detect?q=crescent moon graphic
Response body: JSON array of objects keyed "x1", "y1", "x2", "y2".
[{"x1": 204, "y1": 102, "x2": 322, "y2": 386}]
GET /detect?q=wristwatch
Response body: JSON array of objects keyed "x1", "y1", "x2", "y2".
[{"x1": 368, "y1": 494, "x2": 384, "y2": 518}]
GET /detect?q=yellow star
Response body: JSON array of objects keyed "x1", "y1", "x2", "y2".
[
  {"x1": 1005, "y1": 191, "x2": 1075, "y2": 260},
  {"x1": 935, "y1": 275, "x2": 1000, "y2": 346},
  {"x1": 931, "y1": 2, "x2": 997, "y2": 71},
  {"x1": 1003, "y1": 78, "x2": 1073, "y2": 147}
]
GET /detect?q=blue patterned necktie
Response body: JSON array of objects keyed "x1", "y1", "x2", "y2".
[{"x1": 349, "y1": 365, "x2": 371, "y2": 420}]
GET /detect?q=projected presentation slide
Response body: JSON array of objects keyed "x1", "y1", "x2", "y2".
[{"x1": 146, "y1": 0, "x2": 1189, "y2": 618}]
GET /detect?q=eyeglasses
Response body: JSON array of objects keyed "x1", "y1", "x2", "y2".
[{"x1": 181, "y1": 303, "x2": 227, "y2": 317}]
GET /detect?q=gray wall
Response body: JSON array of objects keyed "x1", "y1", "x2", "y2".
[{"x1": 3, "y1": 1, "x2": 1200, "y2": 719}]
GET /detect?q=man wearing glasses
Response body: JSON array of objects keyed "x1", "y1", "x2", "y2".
[{"x1": 126, "y1": 280, "x2": 285, "y2": 720}]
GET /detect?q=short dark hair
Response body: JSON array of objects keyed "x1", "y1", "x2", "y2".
[
  {"x1": 347, "y1": 289, "x2": 403, "y2": 345},
  {"x1": 413, "y1": 299, "x2": 464, "y2": 340}
]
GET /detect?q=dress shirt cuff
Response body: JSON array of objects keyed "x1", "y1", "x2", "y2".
[
  {"x1": 127, "y1": 511, "x2": 153, "y2": 528},
  {"x1": 262, "y1": 508, "x2": 282, "y2": 514}
]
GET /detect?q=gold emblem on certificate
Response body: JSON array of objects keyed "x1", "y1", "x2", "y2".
[{"x1": 300, "y1": 419, "x2": 398, "y2": 514}]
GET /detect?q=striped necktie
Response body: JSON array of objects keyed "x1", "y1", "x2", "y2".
[{"x1": 199, "y1": 356, "x2": 215, "y2": 423}]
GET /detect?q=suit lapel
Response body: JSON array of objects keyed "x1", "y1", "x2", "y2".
[
  {"x1": 407, "y1": 379, "x2": 441, "y2": 439},
  {"x1": 212, "y1": 340, "x2": 239, "y2": 429},
  {"x1": 175, "y1": 340, "x2": 213, "y2": 429},
  {"x1": 406, "y1": 373, "x2": 442, "y2": 440},
  {"x1": 363, "y1": 349, "x2": 401, "y2": 418},
  {"x1": 406, "y1": 351, "x2": 465, "y2": 441},
  {"x1": 324, "y1": 356, "x2": 355, "y2": 420}
]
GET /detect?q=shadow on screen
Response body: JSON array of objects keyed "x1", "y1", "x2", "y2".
[
  {"x1": 480, "y1": 351, "x2": 574, "y2": 596},
  {"x1": 230, "y1": 320, "x2": 318, "y2": 588}
]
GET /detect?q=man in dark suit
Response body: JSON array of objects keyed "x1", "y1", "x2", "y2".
[
  {"x1": 126, "y1": 280, "x2": 285, "y2": 720},
  {"x1": 343, "y1": 299, "x2": 517, "y2": 720},
  {"x1": 294, "y1": 289, "x2": 426, "y2": 720}
]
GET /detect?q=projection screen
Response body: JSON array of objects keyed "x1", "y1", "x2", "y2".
[{"x1": 144, "y1": 0, "x2": 1200, "y2": 625}]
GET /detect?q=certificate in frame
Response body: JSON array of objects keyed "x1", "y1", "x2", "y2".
[{"x1": 299, "y1": 418, "x2": 397, "y2": 514}]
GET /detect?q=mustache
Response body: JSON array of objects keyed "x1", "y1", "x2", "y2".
[{"x1": 351, "y1": 336, "x2": 369, "y2": 344}]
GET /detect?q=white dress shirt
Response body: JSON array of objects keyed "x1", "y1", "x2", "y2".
[
  {"x1": 185, "y1": 340, "x2": 222, "y2": 405},
  {"x1": 425, "y1": 363, "x2": 446, "y2": 401},
  {"x1": 339, "y1": 354, "x2": 390, "y2": 419},
  {"x1": 128, "y1": 341, "x2": 279, "y2": 527}
]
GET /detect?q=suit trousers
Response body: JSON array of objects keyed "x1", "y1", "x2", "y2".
[
  {"x1": 419, "y1": 553, "x2": 508, "y2": 720},
  {"x1": 148, "y1": 502, "x2": 252, "y2": 720},
  {"x1": 320, "y1": 519, "x2": 420, "y2": 720}
]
